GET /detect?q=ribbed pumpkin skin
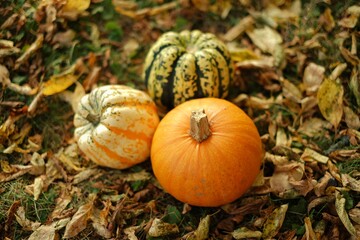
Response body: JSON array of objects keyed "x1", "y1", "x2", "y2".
[
  {"x1": 151, "y1": 98, "x2": 263, "y2": 207},
  {"x1": 74, "y1": 85, "x2": 160, "y2": 169},
  {"x1": 143, "y1": 30, "x2": 233, "y2": 111}
]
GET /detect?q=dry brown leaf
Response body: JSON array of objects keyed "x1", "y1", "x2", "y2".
[
  {"x1": 28, "y1": 218, "x2": 70, "y2": 240},
  {"x1": 262, "y1": 204, "x2": 288, "y2": 239},
  {"x1": 304, "y1": 217, "x2": 317, "y2": 240},
  {"x1": 14, "y1": 34, "x2": 44, "y2": 69},
  {"x1": 319, "y1": 8, "x2": 335, "y2": 32},
  {"x1": 349, "y1": 67, "x2": 360, "y2": 107},
  {"x1": 63, "y1": 194, "x2": 96, "y2": 238},
  {"x1": 314, "y1": 172, "x2": 333, "y2": 196},
  {"x1": 148, "y1": 218, "x2": 179, "y2": 237},
  {"x1": 344, "y1": 106, "x2": 360, "y2": 130},
  {"x1": 59, "y1": 81, "x2": 86, "y2": 114},
  {"x1": 0, "y1": 64, "x2": 37, "y2": 95},
  {"x1": 15, "y1": 206, "x2": 41, "y2": 231},
  {"x1": 223, "y1": 16, "x2": 254, "y2": 41},
  {"x1": 317, "y1": 77, "x2": 344, "y2": 130},
  {"x1": 335, "y1": 191, "x2": 357, "y2": 236},
  {"x1": 301, "y1": 148, "x2": 329, "y2": 164},
  {"x1": 349, "y1": 206, "x2": 360, "y2": 224},
  {"x1": 281, "y1": 78, "x2": 302, "y2": 103},
  {"x1": 298, "y1": 118, "x2": 332, "y2": 137},
  {"x1": 341, "y1": 174, "x2": 360, "y2": 192},
  {"x1": 33, "y1": 175, "x2": 46, "y2": 200},
  {"x1": 246, "y1": 26, "x2": 282, "y2": 55},
  {"x1": 302, "y1": 63, "x2": 325, "y2": 95},
  {"x1": 338, "y1": 5, "x2": 360, "y2": 28},
  {"x1": 124, "y1": 226, "x2": 139, "y2": 240},
  {"x1": 232, "y1": 226, "x2": 262, "y2": 239}
]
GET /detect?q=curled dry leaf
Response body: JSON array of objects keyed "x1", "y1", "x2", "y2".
[
  {"x1": 223, "y1": 16, "x2": 254, "y2": 41},
  {"x1": 341, "y1": 174, "x2": 360, "y2": 192},
  {"x1": 148, "y1": 218, "x2": 179, "y2": 237},
  {"x1": 262, "y1": 204, "x2": 288, "y2": 239}
]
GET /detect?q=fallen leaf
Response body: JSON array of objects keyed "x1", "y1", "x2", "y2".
[
  {"x1": 349, "y1": 207, "x2": 360, "y2": 224},
  {"x1": 262, "y1": 204, "x2": 288, "y2": 239},
  {"x1": 246, "y1": 26, "x2": 282, "y2": 54},
  {"x1": 341, "y1": 174, "x2": 360, "y2": 192},
  {"x1": 317, "y1": 77, "x2": 344, "y2": 130},
  {"x1": 335, "y1": 191, "x2": 357, "y2": 236},
  {"x1": 223, "y1": 16, "x2": 254, "y2": 41},
  {"x1": 349, "y1": 67, "x2": 360, "y2": 107},
  {"x1": 344, "y1": 106, "x2": 360, "y2": 130},
  {"x1": 63, "y1": 194, "x2": 96, "y2": 238},
  {"x1": 28, "y1": 218, "x2": 70, "y2": 240},
  {"x1": 148, "y1": 218, "x2": 179, "y2": 237},
  {"x1": 302, "y1": 62, "x2": 325, "y2": 95},
  {"x1": 281, "y1": 78, "x2": 302, "y2": 103},
  {"x1": 301, "y1": 148, "x2": 329, "y2": 164},
  {"x1": 33, "y1": 175, "x2": 45, "y2": 200},
  {"x1": 0, "y1": 64, "x2": 37, "y2": 95},
  {"x1": 298, "y1": 118, "x2": 332, "y2": 137},
  {"x1": 304, "y1": 217, "x2": 317, "y2": 240},
  {"x1": 15, "y1": 206, "x2": 41, "y2": 231},
  {"x1": 62, "y1": 0, "x2": 91, "y2": 12},
  {"x1": 14, "y1": 34, "x2": 44, "y2": 69},
  {"x1": 124, "y1": 226, "x2": 139, "y2": 240},
  {"x1": 319, "y1": 8, "x2": 335, "y2": 32},
  {"x1": 42, "y1": 72, "x2": 79, "y2": 96},
  {"x1": 338, "y1": 5, "x2": 360, "y2": 28},
  {"x1": 232, "y1": 226, "x2": 262, "y2": 239},
  {"x1": 185, "y1": 215, "x2": 211, "y2": 240}
]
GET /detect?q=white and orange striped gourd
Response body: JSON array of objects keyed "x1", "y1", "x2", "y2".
[{"x1": 74, "y1": 85, "x2": 160, "y2": 169}]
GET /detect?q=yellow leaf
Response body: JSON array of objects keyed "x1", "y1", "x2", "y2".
[
  {"x1": 63, "y1": 0, "x2": 90, "y2": 12},
  {"x1": 42, "y1": 72, "x2": 79, "y2": 96},
  {"x1": 317, "y1": 77, "x2": 344, "y2": 129}
]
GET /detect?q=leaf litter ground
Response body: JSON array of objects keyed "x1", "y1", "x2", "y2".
[{"x1": 0, "y1": 0, "x2": 360, "y2": 239}]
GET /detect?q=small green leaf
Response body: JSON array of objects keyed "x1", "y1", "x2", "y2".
[{"x1": 163, "y1": 205, "x2": 182, "y2": 224}]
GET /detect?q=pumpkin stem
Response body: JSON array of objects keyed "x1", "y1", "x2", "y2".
[
  {"x1": 190, "y1": 109, "x2": 211, "y2": 143},
  {"x1": 86, "y1": 113, "x2": 100, "y2": 125}
]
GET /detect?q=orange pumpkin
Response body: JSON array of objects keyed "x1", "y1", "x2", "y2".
[{"x1": 151, "y1": 98, "x2": 263, "y2": 207}]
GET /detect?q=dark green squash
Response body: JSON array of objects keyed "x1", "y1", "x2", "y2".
[{"x1": 143, "y1": 30, "x2": 233, "y2": 111}]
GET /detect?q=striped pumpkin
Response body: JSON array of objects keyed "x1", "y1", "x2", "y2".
[
  {"x1": 143, "y1": 30, "x2": 233, "y2": 111},
  {"x1": 73, "y1": 85, "x2": 160, "y2": 169}
]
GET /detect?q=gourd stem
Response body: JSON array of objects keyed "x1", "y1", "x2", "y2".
[
  {"x1": 190, "y1": 109, "x2": 211, "y2": 143},
  {"x1": 86, "y1": 113, "x2": 100, "y2": 125}
]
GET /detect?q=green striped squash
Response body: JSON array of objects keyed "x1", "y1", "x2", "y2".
[{"x1": 143, "y1": 30, "x2": 233, "y2": 111}]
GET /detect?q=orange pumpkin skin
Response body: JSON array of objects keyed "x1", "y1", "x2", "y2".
[{"x1": 151, "y1": 98, "x2": 263, "y2": 207}]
